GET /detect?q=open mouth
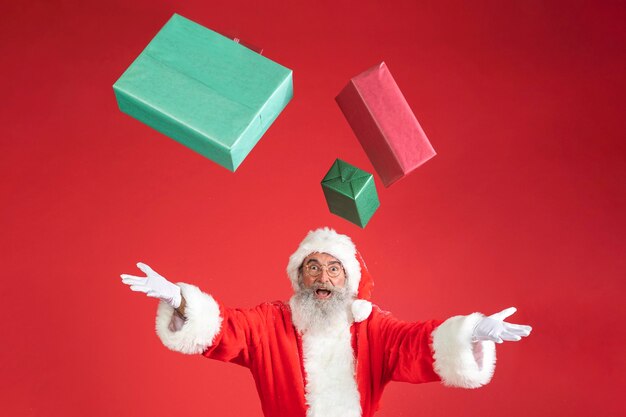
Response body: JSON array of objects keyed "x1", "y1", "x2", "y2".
[{"x1": 315, "y1": 289, "x2": 332, "y2": 299}]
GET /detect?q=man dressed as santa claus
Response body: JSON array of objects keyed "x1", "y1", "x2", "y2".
[{"x1": 121, "y1": 228, "x2": 532, "y2": 417}]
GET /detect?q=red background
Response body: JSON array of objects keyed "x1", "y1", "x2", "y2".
[{"x1": 2, "y1": 1, "x2": 625, "y2": 416}]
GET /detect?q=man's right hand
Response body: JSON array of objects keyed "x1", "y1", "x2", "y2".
[{"x1": 121, "y1": 262, "x2": 183, "y2": 309}]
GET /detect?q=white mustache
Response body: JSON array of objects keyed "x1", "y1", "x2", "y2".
[{"x1": 309, "y1": 283, "x2": 339, "y2": 293}]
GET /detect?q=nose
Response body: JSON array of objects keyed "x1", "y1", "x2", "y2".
[{"x1": 317, "y1": 270, "x2": 333, "y2": 284}]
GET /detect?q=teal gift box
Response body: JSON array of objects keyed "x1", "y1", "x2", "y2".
[
  {"x1": 113, "y1": 14, "x2": 293, "y2": 171},
  {"x1": 321, "y1": 159, "x2": 380, "y2": 228}
]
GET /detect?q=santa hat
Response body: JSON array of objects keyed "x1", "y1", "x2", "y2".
[{"x1": 286, "y1": 227, "x2": 373, "y2": 322}]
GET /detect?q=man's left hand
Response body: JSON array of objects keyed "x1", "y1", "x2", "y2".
[{"x1": 472, "y1": 307, "x2": 532, "y2": 343}]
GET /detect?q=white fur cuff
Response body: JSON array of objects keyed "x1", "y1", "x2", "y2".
[
  {"x1": 155, "y1": 283, "x2": 222, "y2": 354},
  {"x1": 431, "y1": 313, "x2": 496, "y2": 388}
]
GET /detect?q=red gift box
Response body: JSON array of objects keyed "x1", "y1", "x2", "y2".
[{"x1": 336, "y1": 62, "x2": 436, "y2": 187}]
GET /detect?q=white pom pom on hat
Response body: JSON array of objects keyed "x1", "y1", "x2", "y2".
[{"x1": 287, "y1": 227, "x2": 374, "y2": 322}]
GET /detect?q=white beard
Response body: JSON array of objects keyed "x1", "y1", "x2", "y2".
[{"x1": 289, "y1": 283, "x2": 353, "y2": 334}]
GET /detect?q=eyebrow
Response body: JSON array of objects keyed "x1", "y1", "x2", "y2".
[{"x1": 305, "y1": 259, "x2": 341, "y2": 265}]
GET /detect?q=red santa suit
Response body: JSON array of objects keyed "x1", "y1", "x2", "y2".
[{"x1": 155, "y1": 229, "x2": 496, "y2": 417}]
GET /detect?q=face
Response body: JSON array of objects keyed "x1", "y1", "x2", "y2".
[{"x1": 300, "y1": 252, "x2": 346, "y2": 300}]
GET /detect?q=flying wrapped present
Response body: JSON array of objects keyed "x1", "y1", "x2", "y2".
[
  {"x1": 336, "y1": 62, "x2": 435, "y2": 187},
  {"x1": 321, "y1": 159, "x2": 380, "y2": 228},
  {"x1": 113, "y1": 14, "x2": 293, "y2": 171}
]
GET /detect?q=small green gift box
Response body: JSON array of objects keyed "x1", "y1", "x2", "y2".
[
  {"x1": 113, "y1": 14, "x2": 293, "y2": 171},
  {"x1": 321, "y1": 159, "x2": 380, "y2": 228}
]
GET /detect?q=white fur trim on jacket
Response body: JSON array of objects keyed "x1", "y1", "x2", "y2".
[
  {"x1": 300, "y1": 318, "x2": 362, "y2": 417},
  {"x1": 287, "y1": 228, "x2": 361, "y2": 296},
  {"x1": 431, "y1": 313, "x2": 496, "y2": 388},
  {"x1": 155, "y1": 283, "x2": 222, "y2": 354}
]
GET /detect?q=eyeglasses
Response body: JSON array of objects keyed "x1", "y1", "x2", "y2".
[{"x1": 302, "y1": 262, "x2": 344, "y2": 278}]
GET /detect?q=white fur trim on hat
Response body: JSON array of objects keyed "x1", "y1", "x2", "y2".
[
  {"x1": 351, "y1": 299, "x2": 372, "y2": 323},
  {"x1": 155, "y1": 283, "x2": 222, "y2": 354},
  {"x1": 287, "y1": 228, "x2": 361, "y2": 295},
  {"x1": 431, "y1": 313, "x2": 496, "y2": 388}
]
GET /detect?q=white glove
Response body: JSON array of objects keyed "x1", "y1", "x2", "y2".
[
  {"x1": 472, "y1": 307, "x2": 532, "y2": 343},
  {"x1": 121, "y1": 262, "x2": 182, "y2": 309}
]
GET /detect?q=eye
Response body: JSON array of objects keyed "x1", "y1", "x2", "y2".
[
  {"x1": 309, "y1": 264, "x2": 320, "y2": 271},
  {"x1": 329, "y1": 266, "x2": 340, "y2": 273}
]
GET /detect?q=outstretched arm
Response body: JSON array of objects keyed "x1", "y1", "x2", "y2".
[
  {"x1": 431, "y1": 306, "x2": 532, "y2": 388},
  {"x1": 121, "y1": 262, "x2": 222, "y2": 354},
  {"x1": 375, "y1": 306, "x2": 532, "y2": 389},
  {"x1": 121, "y1": 262, "x2": 262, "y2": 366}
]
